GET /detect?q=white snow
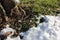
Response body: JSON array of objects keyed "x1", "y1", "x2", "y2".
[
  {"x1": 22, "y1": 15, "x2": 60, "y2": 40},
  {"x1": 15, "y1": 0, "x2": 20, "y2": 3},
  {"x1": 0, "y1": 24, "x2": 21, "y2": 40}
]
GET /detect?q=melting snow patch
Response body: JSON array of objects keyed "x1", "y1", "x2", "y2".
[{"x1": 22, "y1": 15, "x2": 60, "y2": 40}]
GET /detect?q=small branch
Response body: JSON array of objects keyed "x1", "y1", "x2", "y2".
[
  {"x1": 0, "y1": 3, "x2": 6, "y2": 16},
  {"x1": 19, "y1": 6, "x2": 26, "y2": 16}
]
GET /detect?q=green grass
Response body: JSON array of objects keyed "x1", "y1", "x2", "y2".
[{"x1": 20, "y1": 0, "x2": 60, "y2": 15}]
